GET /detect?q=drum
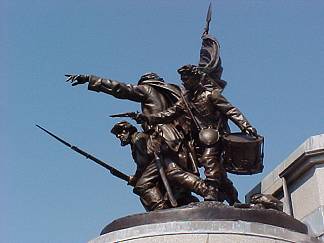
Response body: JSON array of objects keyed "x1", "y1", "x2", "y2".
[{"x1": 221, "y1": 133, "x2": 264, "y2": 175}]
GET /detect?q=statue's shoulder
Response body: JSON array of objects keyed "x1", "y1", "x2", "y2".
[
  {"x1": 133, "y1": 132, "x2": 148, "y2": 145},
  {"x1": 141, "y1": 80, "x2": 181, "y2": 97}
]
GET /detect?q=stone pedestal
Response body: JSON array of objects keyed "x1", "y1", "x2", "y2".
[
  {"x1": 90, "y1": 220, "x2": 318, "y2": 243},
  {"x1": 246, "y1": 134, "x2": 324, "y2": 241},
  {"x1": 89, "y1": 202, "x2": 319, "y2": 243}
]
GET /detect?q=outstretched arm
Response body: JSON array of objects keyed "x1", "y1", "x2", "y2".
[{"x1": 65, "y1": 74, "x2": 148, "y2": 102}]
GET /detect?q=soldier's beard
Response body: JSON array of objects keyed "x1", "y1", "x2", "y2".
[{"x1": 120, "y1": 138, "x2": 130, "y2": 146}]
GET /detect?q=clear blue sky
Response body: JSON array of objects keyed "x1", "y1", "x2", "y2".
[{"x1": 1, "y1": 1, "x2": 324, "y2": 242}]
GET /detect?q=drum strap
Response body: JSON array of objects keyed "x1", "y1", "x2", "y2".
[
  {"x1": 216, "y1": 116, "x2": 222, "y2": 131},
  {"x1": 180, "y1": 91, "x2": 202, "y2": 131},
  {"x1": 181, "y1": 89, "x2": 224, "y2": 135}
]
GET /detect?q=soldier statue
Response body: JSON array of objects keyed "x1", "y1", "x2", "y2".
[
  {"x1": 111, "y1": 121, "x2": 168, "y2": 211},
  {"x1": 136, "y1": 64, "x2": 257, "y2": 203},
  {"x1": 111, "y1": 120, "x2": 218, "y2": 210}
]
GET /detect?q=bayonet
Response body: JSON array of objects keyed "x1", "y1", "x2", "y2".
[
  {"x1": 36, "y1": 124, "x2": 130, "y2": 183},
  {"x1": 203, "y1": 3, "x2": 212, "y2": 36},
  {"x1": 180, "y1": 91, "x2": 202, "y2": 131}
]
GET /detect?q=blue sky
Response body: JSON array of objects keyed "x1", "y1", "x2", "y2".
[{"x1": 1, "y1": 1, "x2": 324, "y2": 242}]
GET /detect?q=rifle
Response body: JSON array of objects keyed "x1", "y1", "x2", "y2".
[
  {"x1": 154, "y1": 152, "x2": 178, "y2": 207},
  {"x1": 110, "y1": 112, "x2": 139, "y2": 119},
  {"x1": 110, "y1": 111, "x2": 148, "y2": 125},
  {"x1": 36, "y1": 124, "x2": 130, "y2": 183}
]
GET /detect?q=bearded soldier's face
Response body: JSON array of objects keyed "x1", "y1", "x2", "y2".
[{"x1": 117, "y1": 129, "x2": 131, "y2": 146}]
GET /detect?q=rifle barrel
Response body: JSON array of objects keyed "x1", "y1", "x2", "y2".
[{"x1": 36, "y1": 124, "x2": 130, "y2": 183}]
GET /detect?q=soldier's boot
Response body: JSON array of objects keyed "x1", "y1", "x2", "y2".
[
  {"x1": 164, "y1": 163, "x2": 211, "y2": 199},
  {"x1": 140, "y1": 187, "x2": 169, "y2": 211},
  {"x1": 173, "y1": 187, "x2": 200, "y2": 206},
  {"x1": 203, "y1": 179, "x2": 220, "y2": 201},
  {"x1": 153, "y1": 201, "x2": 169, "y2": 210},
  {"x1": 221, "y1": 177, "x2": 240, "y2": 206},
  {"x1": 164, "y1": 162, "x2": 219, "y2": 201},
  {"x1": 178, "y1": 174, "x2": 218, "y2": 201}
]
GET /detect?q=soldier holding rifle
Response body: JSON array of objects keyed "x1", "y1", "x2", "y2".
[
  {"x1": 111, "y1": 120, "x2": 219, "y2": 208},
  {"x1": 111, "y1": 121, "x2": 169, "y2": 211}
]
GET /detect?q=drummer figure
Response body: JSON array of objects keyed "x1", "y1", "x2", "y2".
[{"x1": 137, "y1": 64, "x2": 258, "y2": 204}]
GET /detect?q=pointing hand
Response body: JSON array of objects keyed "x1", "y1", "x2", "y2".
[{"x1": 65, "y1": 74, "x2": 89, "y2": 86}]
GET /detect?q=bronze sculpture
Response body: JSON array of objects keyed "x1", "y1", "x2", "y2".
[
  {"x1": 36, "y1": 6, "x2": 318, "y2": 242},
  {"x1": 136, "y1": 64, "x2": 257, "y2": 204},
  {"x1": 38, "y1": 4, "x2": 267, "y2": 212}
]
